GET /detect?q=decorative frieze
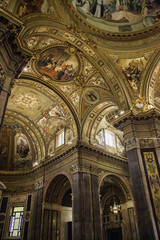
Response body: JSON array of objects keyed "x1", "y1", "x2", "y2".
[
  {"x1": 35, "y1": 179, "x2": 44, "y2": 190},
  {"x1": 139, "y1": 139, "x2": 155, "y2": 149},
  {"x1": 124, "y1": 137, "x2": 139, "y2": 152},
  {"x1": 72, "y1": 162, "x2": 98, "y2": 175}
]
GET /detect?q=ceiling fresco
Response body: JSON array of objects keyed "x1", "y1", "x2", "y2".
[
  {"x1": 4, "y1": 111, "x2": 44, "y2": 162},
  {"x1": 117, "y1": 57, "x2": 148, "y2": 91},
  {"x1": 8, "y1": 85, "x2": 53, "y2": 121},
  {"x1": 7, "y1": 80, "x2": 75, "y2": 138},
  {"x1": 37, "y1": 46, "x2": 79, "y2": 81},
  {"x1": 1, "y1": 0, "x2": 160, "y2": 171},
  {"x1": 71, "y1": 0, "x2": 160, "y2": 32},
  {"x1": 2, "y1": 78, "x2": 77, "y2": 169},
  {"x1": 18, "y1": 0, "x2": 49, "y2": 17}
]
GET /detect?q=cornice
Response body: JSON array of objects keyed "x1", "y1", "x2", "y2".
[
  {"x1": 113, "y1": 108, "x2": 160, "y2": 128},
  {"x1": 0, "y1": 142, "x2": 127, "y2": 177}
]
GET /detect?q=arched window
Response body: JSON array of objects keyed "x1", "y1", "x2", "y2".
[
  {"x1": 104, "y1": 130, "x2": 115, "y2": 148},
  {"x1": 56, "y1": 129, "x2": 64, "y2": 148}
]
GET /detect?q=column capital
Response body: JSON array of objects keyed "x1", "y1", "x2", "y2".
[
  {"x1": 71, "y1": 163, "x2": 98, "y2": 175},
  {"x1": 124, "y1": 137, "x2": 139, "y2": 151}
]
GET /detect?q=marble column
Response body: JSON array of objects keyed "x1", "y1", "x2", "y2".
[
  {"x1": 114, "y1": 109, "x2": 160, "y2": 240},
  {"x1": 72, "y1": 163, "x2": 102, "y2": 240}
]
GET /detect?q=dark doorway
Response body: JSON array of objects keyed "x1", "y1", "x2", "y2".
[
  {"x1": 67, "y1": 222, "x2": 72, "y2": 240},
  {"x1": 107, "y1": 227, "x2": 122, "y2": 240}
]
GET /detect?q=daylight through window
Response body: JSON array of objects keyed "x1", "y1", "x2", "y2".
[
  {"x1": 104, "y1": 130, "x2": 115, "y2": 148},
  {"x1": 9, "y1": 206, "x2": 24, "y2": 237},
  {"x1": 56, "y1": 130, "x2": 64, "y2": 147}
]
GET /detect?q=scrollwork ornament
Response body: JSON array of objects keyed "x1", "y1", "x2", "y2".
[
  {"x1": 73, "y1": 74, "x2": 85, "y2": 87},
  {"x1": 32, "y1": 50, "x2": 41, "y2": 61},
  {"x1": 139, "y1": 139, "x2": 154, "y2": 148},
  {"x1": 124, "y1": 137, "x2": 139, "y2": 151}
]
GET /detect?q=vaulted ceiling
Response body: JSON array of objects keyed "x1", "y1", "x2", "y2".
[{"x1": 1, "y1": 0, "x2": 160, "y2": 170}]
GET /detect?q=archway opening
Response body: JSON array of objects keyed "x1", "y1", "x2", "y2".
[
  {"x1": 100, "y1": 175, "x2": 137, "y2": 240},
  {"x1": 43, "y1": 174, "x2": 72, "y2": 240}
]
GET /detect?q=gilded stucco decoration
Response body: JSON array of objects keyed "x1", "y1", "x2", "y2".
[
  {"x1": 18, "y1": 17, "x2": 129, "y2": 110},
  {"x1": 3, "y1": 1, "x2": 159, "y2": 163},
  {"x1": 3, "y1": 78, "x2": 77, "y2": 168},
  {"x1": 155, "y1": 79, "x2": 160, "y2": 107},
  {"x1": 82, "y1": 101, "x2": 119, "y2": 143},
  {"x1": 147, "y1": 56, "x2": 160, "y2": 107},
  {"x1": 91, "y1": 114, "x2": 125, "y2": 156}
]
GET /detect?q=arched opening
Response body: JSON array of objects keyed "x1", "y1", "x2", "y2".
[
  {"x1": 100, "y1": 175, "x2": 137, "y2": 240},
  {"x1": 43, "y1": 174, "x2": 72, "y2": 240}
]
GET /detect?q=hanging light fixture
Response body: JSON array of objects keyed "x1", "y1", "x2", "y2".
[
  {"x1": 110, "y1": 196, "x2": 121, "y2": 214},
  {"x1": 110, "y1": 185, "x2": 121, "y2": 214}
]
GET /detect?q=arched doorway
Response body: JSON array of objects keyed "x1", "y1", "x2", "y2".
[
  {"x1": 42, "y1": 174, "x2": 72, "y2": 240},
  {"x1": 100, "y1": 175, "x2": 137, "y2": 240}
]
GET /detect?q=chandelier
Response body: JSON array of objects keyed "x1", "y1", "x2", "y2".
[{"x1": 110, "y1": 196, "x2": 121, "y2": 214}]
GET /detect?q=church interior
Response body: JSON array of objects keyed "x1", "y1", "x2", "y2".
[{"x1": 0, "y1": 0, "x2": 160, "y2": 239}]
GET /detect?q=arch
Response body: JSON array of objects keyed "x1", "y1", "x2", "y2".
[
  {"x1": 7, "y1": 77, "x2": 79, "y2": 159},
  {"x1": 43, "y1": 172, "x2": 73, "y2": 203},
  {"x1": 99, "y1": 173, "x2": 132, "y2": 201},
  {"x1": 42, "y1": 173, "x2": 73, "y2": 240},
  {"x1": 82, "y1": 101, "x2": 118, "y2": 141},
  {"x1": 18, "y1": 15, "x2": 131, "y2": 110},
  {"x1": 140, "y1": 50, "x2": 160, "y2": 106},
  {"x1": 99, "y1": 174, "x2": 135, "y2": 240},
  {"x1": 45, "y1": 174, "x2": 72, "y2": 204}
]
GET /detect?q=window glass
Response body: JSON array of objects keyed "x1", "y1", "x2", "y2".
[
  {"x1": 104, "y1": 130, "x2": 115, "y2": 148},
  {"x1": 56, "y1": 130, "x2": 64, "y2": 147},
  {"x1": 9, "y1": 206, "x2": 24, "y2": 237}
]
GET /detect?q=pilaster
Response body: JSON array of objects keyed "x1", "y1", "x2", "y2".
[
  {"x1": 114, "y1": 109, "x2": 160, "y2": 240},
  {"x1": 72, "y1": 162, "x2": 102, "y2": 240}
]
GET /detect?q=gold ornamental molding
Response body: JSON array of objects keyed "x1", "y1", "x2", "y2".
[
  {"x1": 113, "y1": 108, "x2": 160, "y2": 129},
  {"x1": 0, "y1": 142, "x2": 127, "y2": 177}
]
